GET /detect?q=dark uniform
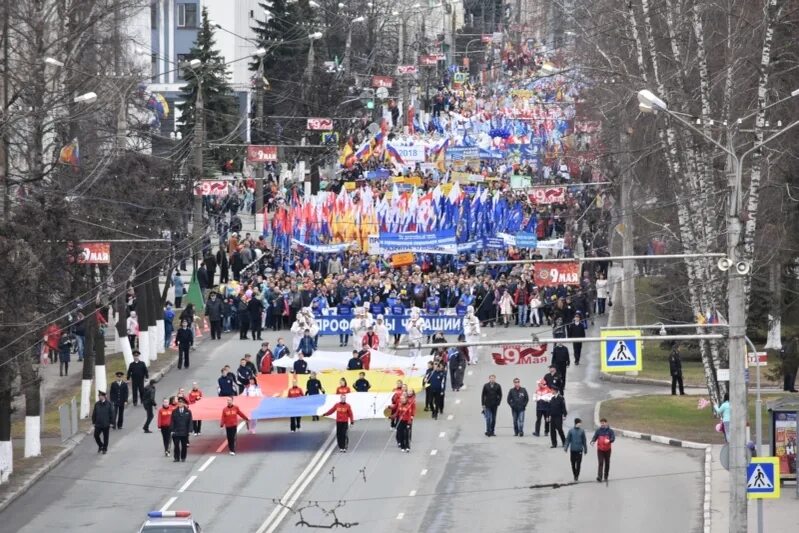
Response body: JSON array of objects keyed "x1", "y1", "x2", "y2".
[
  {"x1": 109, "y1": 378, "x2": 129, "y2": 429},
  {"x1": 550, "y1": 345, "x2": 571, "y2": 392},
  {"x1": 91, "y1": 395, "x2": 114, "y2": 453},
  {"x1": 170, "y1": 405, "x2": 193, "y2": 462},
  {"x1": 549, "y1": 393, "x2": 567, "y2": 447}
]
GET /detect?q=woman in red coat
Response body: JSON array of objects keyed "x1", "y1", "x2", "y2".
[{"x1": 44, "y1": 323, "x2": 61, "y2": 364}]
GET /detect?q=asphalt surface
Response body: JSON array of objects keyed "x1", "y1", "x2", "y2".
[{"x1": 0, "y1": 316, "x2": 704, "y2": 532}]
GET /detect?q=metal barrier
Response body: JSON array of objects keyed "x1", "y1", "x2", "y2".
[{"x1": 58, "y1": 397, "x2": 80, "y2": 443}]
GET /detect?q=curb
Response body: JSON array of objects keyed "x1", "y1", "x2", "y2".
[
  {"x1": 594, "y1": 400, "x2": 712, "y2": 533},
  {"x1": 0, "y1": 350, "x2": 180, "y2": 515},
  {"x1": 598, "y1": 372, "x2": 672, "y2": 387}
]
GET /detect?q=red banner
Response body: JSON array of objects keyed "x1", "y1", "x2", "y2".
[
  {"x1": 491, "y1": 344, "x2": 548, "y2": 365},
  {"x1": 194, "y1": 180, "x2": 229, "y2": 196},
  {"x1": 419, "y1": 55, "x2": 443, "y2": 66},
  {"x1": 247, "y1": 145, "x2": 278, "y2": 163},
  {"x1": 371, "y1": 76, "x2": 394, "y2": 89},
  {"x1": 397, "y1": 65, "x2": 418, "y2": 75},
  {"x1": 528, "y1": 186, "x2": 566, "y2": 205},
  {"x1": 71, "y1": 242, "x2": 111, "y2": 264},
  {"x1": 533, "y1": 261, "x2": 581, "y2": 287},
  {"x1": 307, "y1": 118, "x2": 333, "y2": 131}
]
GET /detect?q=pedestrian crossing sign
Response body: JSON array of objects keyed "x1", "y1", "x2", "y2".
[
  {"x1": 600, "y1": 329, "x2": 642, "y2": 372},
  {"x1": 747, "y1": 457, "x2": 780, "y2": 499}
]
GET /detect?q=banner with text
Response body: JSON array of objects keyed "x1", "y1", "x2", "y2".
[
  {"x1": 528, "y1": 186, "x2": 566, "y2": 205},
  {"x1": 315, "y1": 313, "x2": 464, "y2": 336},
  {"x1": 378, "y1": 228, "x2": 457, "y2": 255},
  {"x1": 491, "y1": 344, "x2": 549, "y2": 365},
  {"x1": 533, "y1": 261, "x2": 581, "y2": 286}
]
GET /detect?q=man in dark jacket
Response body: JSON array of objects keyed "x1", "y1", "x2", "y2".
[
  {"x1": 92, "y1": 391, "x2": 114, "y2": 453},
  {"x1": 422, "y1": 361, "x2": 435, "y2": 411},
  {"x1": 197, "y1": 264, "x2": 210, "y2": 299},
  {"x1": 126, "y1": 351, "x2": 148, "y2": 406},
  {"x1": 481, "y1": 374, "x2": 503, "y2": 436},
  {"x1": 591, "y1": 418, "x2": 617, "y2": 482},
  {"x1": 347, "y1": 350, "x2": 363, "y2": 370},
  {"x1": 293, "y1": 353, "x2": 309, "y2": 374},
  {"x1": 566, "y1": 314, "x2": 586, "y2": 365},
  {"x1": 236, "y1": 358, "x2": 254, "y2": 394},
  {"x1": 550, "y1": 344, "x2": 571, "y2": 392},
  {"x1": 506, "y1": 378, "x2": 529, "y2": 437},
  {"x1": 109, "y1": 372, "x2": 129, "y2": 429},
  {"x1": 170, "y1": 397, "x2": 193, "y2": 462},
  {"x1": 543, "y1": 366, "x2": 564, "y2": 395},
  {"x1": 248, "y1": 295, "x2": 264, "y2": 340},
  {"x1": 669, "y1": 342, "x2": 685, "y2": 395},
  {"x1": 142, "y1": 380, "x2": 157, "y2": 433},
  {"x1": 204, "y1": 291, "x2": 224, "y2": 340},
  {"x1": 548, "y1": 390, "x2": 567, "y2": 448},
  {"x1": 298, "y1": 330, "x2": 315, "y2": 357},
  {"x1": 218, "y1": 366, "x2": 237, "y2": 396},
  {"x1": 428, "y1": 363, "x2": 447, "y2": 419},
  {"x1": 175, "y1": 320, "x2": 193, "y2": 369}
]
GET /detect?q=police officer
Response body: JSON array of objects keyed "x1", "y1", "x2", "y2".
[
  {"x1": 550, "y1": 344, "x2": 571, "y2": 393},
  {"x1": 549, "y1": 390, "x2": 568, "y2": 448},
  {"x1": 109, "y1": 372, "x2": 128, "y2": 429},
  {"x1": 170, "y1": 397, "x2": 192, "y2": 462},
  {"x1": 91, "y1": 391, "x2": 114, "y2": 454},
  {"x1": 126, "y1": 351, "x2": 148, "y2": 406}
]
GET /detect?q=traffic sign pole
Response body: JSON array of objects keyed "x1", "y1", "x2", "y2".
[{"x1": 745, "y1": 336, "x2": 765, "y2": 533}]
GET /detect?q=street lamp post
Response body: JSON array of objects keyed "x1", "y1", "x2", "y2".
[
  {"x1": 342, "y1": 16, "x2": 365, "y2": 75},
  {"x1": 637, "y1": 88, "x2": 799, "y2": 533}
]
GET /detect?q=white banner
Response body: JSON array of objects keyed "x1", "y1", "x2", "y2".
[
  {"x1": 536, "y1": 238, "x2": 565, "y2": 250},
  {"x1": 388, "y1": 143, "x2": 426, "y2": 163},
  {"x1": 273, "y1": 349, "x2": 432, "y2": 375}
]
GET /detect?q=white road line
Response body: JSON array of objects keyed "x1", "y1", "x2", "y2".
[
  {"x1": 430, "y1": 449, "x2": 438, "y2": 456},
  {"x1": 396, "y1": 512, "x2": 405, "y2": 520},
  {"x1": 160, "y1": 496, "x2": 177, "y2": 512},
  {"x1": 420, "y1": 469, "x2": 428, "y2": 476},
  {"x1": 447, "y1": 414, "x2": 454, "y2": 420},
  {"x1": 467, "y1": 370, "x2": 473, "y2": 376},
  {"x1": 198, "y1": 456, "x2": 215, "y2": 472},
  {"x1": 178, "y1": 475, "x2": 197, "y2": 493},
  {"x1": 438, "y1": 432, "x2": 446, "y2": 438},
  {"x1": 455, "y1": 399, "x2": 461, "y2": 404},
  {"x1": 255, "y1": 430, "x2": 337, "y2": 533},
  {"x1": 409, "y1": 490, "x2": 417, "y2": 497}
]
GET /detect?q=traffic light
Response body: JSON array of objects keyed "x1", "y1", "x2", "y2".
[{"x1": 359, "y1": 88, "x2": 375, "y2": 109}]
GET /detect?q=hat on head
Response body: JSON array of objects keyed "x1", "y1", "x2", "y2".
[
  {"x1": 575, "y1": 417, "x2": 582, "y2": 424},
  {"x1": 115, "y1": 371, "x2": 124, "y2": 377},
  {"x1": 98, "y1": 391, "x2": 106, "y2": 396}
]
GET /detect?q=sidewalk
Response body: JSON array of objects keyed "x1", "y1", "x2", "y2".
[{"x1": 709, "y1": 444, "x2": 799, "y2": 531}]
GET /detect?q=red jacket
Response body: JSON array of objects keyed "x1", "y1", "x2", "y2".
[
  {"x1": 287, "y1": 386, "x2": 304, "y2": 398},
  {"x1": 157, "y1": 405, "x2": 175, "y2": 429},
  {"x1": 323, "y1": 402, "x2": 354, "y2": 423},
  {"x1": 360, "y1": 350, "x2": 371, "y2": 370},
  {"x1": 188, "y1": 389, "x2": 203, "y2": 404},
  {"x1": 336, "y1": 386, "x2": 352, "y2": 394},
  {"x1": 220, "y1": 405, "x2": 249, "y2": 428},
  {"x1": 362, "y1": 333, "x2": 379, "y2": 350},
  {"x1": 396, "y1": 402, "x2": 414, "y2": 423},
  {"x1": 260, "y1": 352, "x2": 273, "y2": 374}
]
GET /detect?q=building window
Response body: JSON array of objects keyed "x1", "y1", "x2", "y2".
[
  {"x1": 150, "y1": 2, "x2": 157, "y2": 29},
  {"x1": 151, "y1": 53, "x2": 158, "y2": 80},
  {"x1": 177, "y1": 3, "x2": 197, "y2": 28}
]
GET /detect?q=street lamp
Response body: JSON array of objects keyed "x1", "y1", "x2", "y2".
[
  {"x1": 342, "y1": 15, "x2": 366, "y2": 74},
  {"x1": 637, "y1": 87, "x2": 799, "y2": 533},
  {"x1": 72, "y1": 92, "x2": 97, "y2": 104}
]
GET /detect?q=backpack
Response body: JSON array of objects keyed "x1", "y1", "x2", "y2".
[{"x1": 597, "y1": 435, "x2": 612, "y2": 452}]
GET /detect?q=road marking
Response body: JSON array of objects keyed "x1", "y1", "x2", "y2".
[
  {"x1": 198, "y1": 456, "x2": 215, "y2": 472},
  {"x1": 430, "y1": 449, "x2": 438, "y2": 456},
  {"x1": 255, "y1": 431, "x2": 337, "y2": 533},
  {"x1": 409, "y1": 490, "x2": 417, "y2": 497},
  {"x1": 420, "y1": 469, "x2": 428, "y2": 476},
  {"x1": 396, "y1": 512, "x2": 405, "y2": 520},
  {"x1": 178, "y1": 475, "x2": 197, "y2": 493},
  {"x1": 455, "y1": 399, "x2": 461, "y2": 404},
  {"x1": 467, "y1": 370, "x2": 473, "y2": 376},
  {"x1": 216, "y1": 421, "x2": 247, "y2": 453},
  {"x1": 447, "y1": 415, "x2": 454, "y2": 420},
  {"x1": 160, "y1": 496, "x2": 177, "y2": 512},
  {"x1": 439, "y1": 432, "x2": 446, "y2": 438}
]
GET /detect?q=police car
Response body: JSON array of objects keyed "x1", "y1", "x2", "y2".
[{"x1": 138, "y1": 511, "x2": 202, "y2": 532}]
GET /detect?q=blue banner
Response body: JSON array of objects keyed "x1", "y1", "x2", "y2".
[
  {"x1": 514, "y1": 232, "x2": 538, "y2": 249},
  {"x1": 315, "y1": 313, "x2": 464, "y2": 336},
  {"x1": 446, "y1": 147, "x2": 480, "y2": 160},
  {"x1": 483, "y1": 237, "x2": 506, "y2": 250},
  {"x1": 378, "y1": 228, "x2": 457, "y2": 254}
]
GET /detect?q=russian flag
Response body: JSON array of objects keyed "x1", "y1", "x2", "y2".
[{"x1": 385, "y1": 143, "x2": 405, "y2": 165}]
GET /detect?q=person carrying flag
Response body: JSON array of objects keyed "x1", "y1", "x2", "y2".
[
  {"x1": 323, "y1": 394, "x2": 354, "y2": 452},
  {"x1": 220, "y1": 397, "x2": 250, "y2": 455}
]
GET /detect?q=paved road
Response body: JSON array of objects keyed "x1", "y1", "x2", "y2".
[{"x1": 0, "y1": 317, "x2": 704, "y2": 532}]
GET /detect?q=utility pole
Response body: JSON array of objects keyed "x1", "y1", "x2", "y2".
[
  {"x1": 450, "y1": 2, "x2": 457, "y2": 67},
  {"x1": 398, "y1": 17, "x2": 406, "y2": 128},
  {"x1": 1, "y1": 4, "x2": 10, "y2": 222},
  {"x1": 619, "y1": 126, "x2": 637, "y2": 327},
  {"x1": 191, "y1": 81, "x2": 204, "y2": 274},
  {"x1": 254, "y1": 61, "x2": 265, "y2": 230}
]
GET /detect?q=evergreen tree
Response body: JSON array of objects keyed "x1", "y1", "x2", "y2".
[{"x1": 177, "y1": 7, "x2": 238, "y2": 169}]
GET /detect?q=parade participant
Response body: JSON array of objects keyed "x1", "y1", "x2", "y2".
[
  {"x1": 549, "y1": 390, "x2": 568, "y2": 448},
  {"x1": 218, "y1": 366, "x2": 237, "y2": 397},
  {"x1": 109, "y1": 371, "x2": 128, "y2": 429},
  {"x1": 480, "y1": 374, "x2": 502, "y2": 436},
  {"x1": 464, "y1": 306, "x2": 481, "y2": 364},
  {"x1": 243, "y1": 353, "x2": 257, "y2": 375},
  {"x1": 533, "y1": 378, "x2": 553, "y2": 437},
  {"x1": 273, "y1": 337, "x2": 289, "y2": 373},
  {"x1": 507, "y1": 378, "x2": 529, "y2": 437},
  {"x1": 293, "y1": 352, "x2": 309, "y2": 374},
  {"x1": 448, "y1": 335, "x2": 468, "y2": 391},
  {"x1": 566, "y1": 314, "x2": 586, "y2": 365},
  {"x1": 306, "y1": 371, "x2": 325, "y2": 421},
  {"x1": 389, "y1": 382, "x2": 406, "y2": 428},
  {"x1": 396, "y1": 394, "x2": 414, "y2": 452},
  {"x1": 374, "y1": 315, "x2": 390, "y2": 350},
  {"x1": 407, "y1": 307, "x2": 425, "y2": 359},
  {"x1": 422, "y1": 361, "x2": 435, "y2": 411},
  {"x1": 220, "y1": 397, "x2": 250, "y2": 455},
  {"x1": 236, "y1": 358, "x2": 254, "y2": 394},
  {"x1": 551, "y1": 343, "x2": 571, "y2": 392},
  {"x1": 564, "y1": 418, "x2": 588, "y2": 481},
  {"x1": 142, "y1": 380, "x2": 157, "y2": 433},
  {"x1": 170, "y1": 397, "x2": 192, "y2": 463},
  {"x1": 591, "y1": 418, "x2": 616, "y2": 482},
  {"x1": 362, "y1": 326, "x2": 380, "y2": 350},
  {"x1": 322, "y1": 394, "x2": 354, "y2": 453},
  {"x1": 287, "y1": 379, "x2": 304, "y2": 432},
  {"x1": 188, "y1": 382, "x2": 203, "y2": 435},
  {"x1": 175, "y1": 320, "x2": 193, "y2": 369},
  {"x1": 347, "y1": 350, "x2": 363, "y2": 370},
  {"x1": 428, "y1": 363, "x2": 447, "y2": 420},
  {"x1": 301, "y1": 307, "x2": 320, "y2": 348},
  {"x1": 291, "y1": 308, "x2": 311, "y2": 351},
  {"x1": 157, "y1": 398, "x2": 174, "y2": 456},
  {"x1": 354, "y1": 371, "x2": 371, "y2": 392},
  {"x1": 204, "y1": 291, "x2": 224, "y2": 340},
  {"x1": 359, "y1": 348, "x2": 372, "y2": 370},
  {"x1": 350, "y1": 307, "x2": 371, "y2": 350},
  {"x1": 298, "y1": 329, "x2": 316, "y2": 357},
  {"x1": 126, "y1": 351, "x2": 148, "y2": 406},
  {"x1": 243, "y1": 376, "x2": 263, "y2": 433},
  {"x1": 256, "y1": 342, "x2": 273, "y2": 374},
  {"x1": 336, "y1": 378, "x2": 351, "y2": 394},
  {"x1": 91, "y1": 391, "x2": 113, "y2": 454}
]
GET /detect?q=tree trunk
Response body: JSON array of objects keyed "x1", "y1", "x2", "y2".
[
  {"x1": 765, "y1": 261, "x2": 783, "y2": 350},
  {"x1": 619, "y1": 125, "x2": 637, "y2": 328},
  {"x1": 134, "y1": 265, "x2": 152, "y2": 366},
  {"x1": 80, "y1": 302, "x2": 96, "y2": 419},
  {"x1": 149, "y1": 270, "x2": 163, "y2": 358},
  {"x1": 19, "y1": 346, "x2": 41, "y2": 457},
  {"x1": 0, "y1": 386, "x2": 11, "y2": 484},
  {"x1": 116, "y1": 285, "x2": 133, "y2": 366}
]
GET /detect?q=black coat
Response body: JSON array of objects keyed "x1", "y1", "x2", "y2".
[
  {"x1": 481, "y1": 382, "x2": 503, "y2": 408},
  {"x1": 142, "y1": 384, "x2": 157, "y2": 408},
  {"x1": 544, "y1": 372, "x2": 564, "y2": 393},
  {"x1": 127, "y1": 360, "x2": 149, "y2": 382},
  {"x1": 549, "y1": 395, "x2": 567, "y2": 419},
  {"x1": 551, "y1": 345, "x2": 571, "y2": 369},
  {"x1": 294, "y1": 359, "x2": 309, "y2": 374},
  {"x1": 176, "y1": 327, "x2": 193, "y2": 347},
  {"x1": 248, "y1": 297, "x2": 264, "y2": 321},
  {"x1": 109, "y1": 380, "x2": 129, "y2": 405},
  {"x1": 669, "y1": 350, "x2": 683, "y2": 375},
  {"x1": 507, "y1": 387, "x2": 530, "y2": 411},
  {"x1": 566, "y1": 322, "x2": 586, "y2": 339},
  {"x1": 197, "y1": 267, "x2": 210, "y2": 289},
  {"x1": 205, "y1": 298, "x2": 224, "y2": 321},
  {"x1": 170, "y1": 407, "x2": 193, "y2": 437},
  {"x1": 92, "y1": 400, "x2": 114, "y2": 428}
]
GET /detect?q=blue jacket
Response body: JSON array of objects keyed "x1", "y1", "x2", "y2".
[
  {"x1": 591, "y1": 426, "x2": 616, "y2": 444},
  {"x1": 428, "y1": 370, "x2": 447, "y2": 393},
  {"x1": 298, "y1": 336, "x2": 315, "y2": 356},
  {"x1": 218, "y1": 374, "x2": 236, "y2": 396},
  {"x1": 564, "y1": 426, "x2": 588, "y2": 453},
  {"x1": 273, "y1": 343, "x2": 288, "y2": 359}
]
